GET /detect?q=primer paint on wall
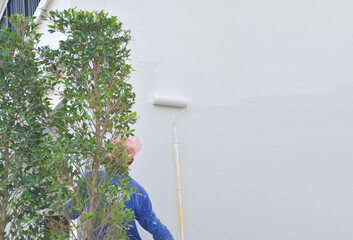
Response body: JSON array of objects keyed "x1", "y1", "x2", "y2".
[{"x1": 109, "y1": 1, "x2": 353, "y2": 239}]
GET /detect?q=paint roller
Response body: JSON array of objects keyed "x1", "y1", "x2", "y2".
[
  {"x1": 153, "y1": 96, "x2": 188, "y2": 108},
  {"x1": 152, "y1": 95, "x2": 188, "y2": 240}
]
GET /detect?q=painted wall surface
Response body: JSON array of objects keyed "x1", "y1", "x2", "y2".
[{"x1": 38, "y1": 0, "x2": 353, "y2": 239}]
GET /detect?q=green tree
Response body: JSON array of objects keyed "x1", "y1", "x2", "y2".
[
  {"x1": 42, "y1": 9, "x2": 137, "y2": 239},
  {"x1": 0, "y1": 15, "x2": 56, "y2": 239}
]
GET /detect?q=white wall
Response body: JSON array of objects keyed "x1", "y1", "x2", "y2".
[{"x1": 42, "y1": 0, "x2": 353, "y2": 239}]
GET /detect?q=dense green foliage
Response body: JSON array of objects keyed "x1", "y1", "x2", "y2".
[
  {"x1": 41, "y1": 9, "x2": 137, "y2": 240},
  {"x1": 0, "y1": 15, "x2": 56, "y2": 239},
  {"x1": 0, "y1": 9, "x2": 137, "y2": 240}
]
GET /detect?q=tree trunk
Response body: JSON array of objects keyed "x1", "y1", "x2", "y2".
[
  {"x1": 86, "y1": 173, "x2": 98, "y2": 240},
  {"x1": 0, "y1": 144, "x2": 10, "y2": 240}
]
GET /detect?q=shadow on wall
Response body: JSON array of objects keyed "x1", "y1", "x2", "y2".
[{"x1": 181, "y1": 82, "x2": 353, "y2": 240}]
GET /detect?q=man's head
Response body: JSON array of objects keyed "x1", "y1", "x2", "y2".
[{"x1": 109, "y1": 136, "x2": 141, "y2": 165}]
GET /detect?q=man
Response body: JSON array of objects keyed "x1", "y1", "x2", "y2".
[{"x1": 67, "y1": 136, "x2": 174, "y2": 240}]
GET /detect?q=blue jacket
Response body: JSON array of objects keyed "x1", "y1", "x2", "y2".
[{"x1": 66, "y1": 174, "x2": 174, "y2": 240}]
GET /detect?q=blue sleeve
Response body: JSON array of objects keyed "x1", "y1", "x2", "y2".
[
  {"x1": 64, "y1": 181, "x2": 85, "y2": 220},
  {"x1": 64, "y1": 177, "x2": 88, "y2": 220},
  {"x1": 134, "y1": 189, "x2": 174, "y2": 240},
  {"x1": 64, "y1": 200, "x2": 80, "y2": 220}
]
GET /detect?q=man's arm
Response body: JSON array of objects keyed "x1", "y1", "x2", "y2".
[
  {"x1": 134, "y1": 187, "x2": 174, "y2": 240},
  {"x1": 63, "y1": 200, "x2": 81, "y2": 220}
]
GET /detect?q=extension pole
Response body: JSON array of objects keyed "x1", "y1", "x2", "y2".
[
  {"x1": 152, "y1": 95, "x2": 188, "y2": 240},
  {"x1": 173, "y1": 124, "x2": 184, "y2": 240}
]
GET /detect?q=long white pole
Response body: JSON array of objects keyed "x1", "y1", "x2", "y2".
[
  {"x1": 173, "y1": 124, "x2": 185, "y2": 240},
  {"x1": 152, "y1": 96, "x2": 188, "y2": 240}
]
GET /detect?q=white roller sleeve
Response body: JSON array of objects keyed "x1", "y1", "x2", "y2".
[{"x1": 152, "y1": 96, "x2": 188, "y2": 108}]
